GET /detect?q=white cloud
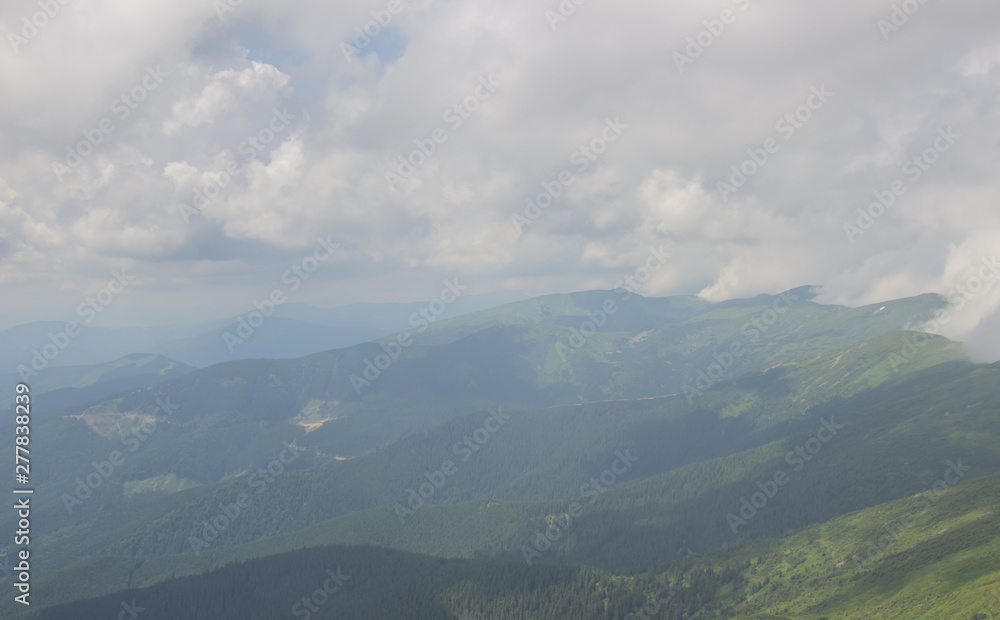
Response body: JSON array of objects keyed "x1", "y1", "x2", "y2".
[
  {"x1": 959, "y1": 40, "x2": 1000, "y2": 77},
  {"x1": 163, "y1": 61, "x2": 291, "y2": 135}
]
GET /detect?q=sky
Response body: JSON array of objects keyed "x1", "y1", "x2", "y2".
[{"x1": 0, "y1": 0, "x2": 998, "y2": 357}]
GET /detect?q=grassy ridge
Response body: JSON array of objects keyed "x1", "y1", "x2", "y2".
[{"x1": 683, "y1": 470, "x2": 1000, "y2": 619}]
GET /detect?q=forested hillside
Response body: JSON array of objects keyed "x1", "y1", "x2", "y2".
[{"x1": 16, "y1": 472, "x2": 1000, "y2": 619}]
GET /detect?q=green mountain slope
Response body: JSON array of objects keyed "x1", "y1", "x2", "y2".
[
  {"x1": 11, "y1": 352, "x2": 994, "y2": 614},
  {"x1": 0, "y1": 288, "x2": 981, "y2": 617},
  {"x1": 19, "y1": 333, "x2": 964, "y2": 571},
  {"x1": 713, "y1": 474, "x2": 1000, "y2": 619},
  {"x1": 6, "y1": 290, "x2": 948, "y2": 542},
  {"x1": 12, "y1": 472, "x2": 1000, "y2": 619},
  {"x1": 0, "y1": 354, "x2": 194, "y2": 412}
]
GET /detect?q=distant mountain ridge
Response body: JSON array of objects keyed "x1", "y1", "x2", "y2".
[{"x1": 0, "y1": 290, "x2": 529, "y2": 373}]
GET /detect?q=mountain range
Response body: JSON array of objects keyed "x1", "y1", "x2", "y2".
[{"x1": 2, "y1": 286, "x2": 996, "y2": 619}]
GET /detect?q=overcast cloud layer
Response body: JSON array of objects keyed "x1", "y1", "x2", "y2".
[{"x1": 1, "y1": 0, "x2": 998, "y2": 357}]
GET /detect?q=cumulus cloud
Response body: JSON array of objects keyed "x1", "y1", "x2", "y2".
[{"x1": 163, "y1": 61, "x2": 290, "y2": 134}]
